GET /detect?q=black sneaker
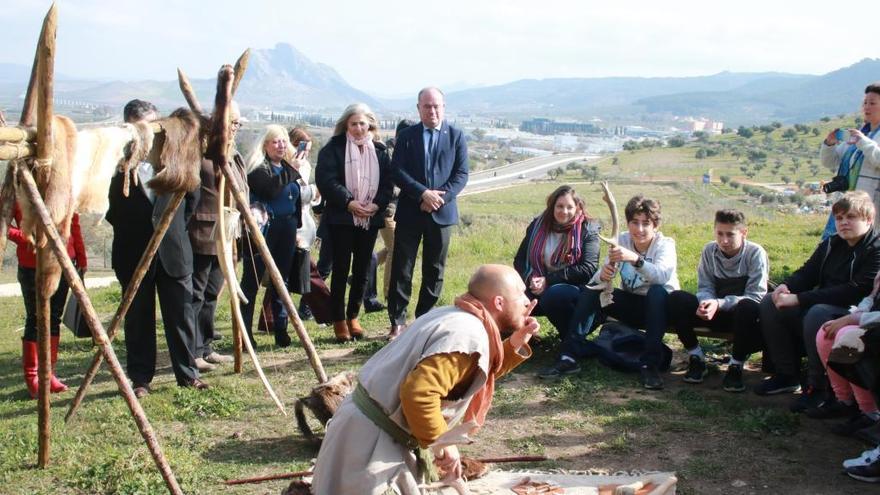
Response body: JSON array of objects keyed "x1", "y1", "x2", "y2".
[
  {"x1": 640, "y1": 365, "x2": 663, "y2": 390},
  {"x1": 722, "y1": 364, "x2": 745, "y2": 392},
  {"x1": 805, "y1": 399, "x2": 859, "y2": 419},
  {"x1": 846, "y1": 457, "x2": 880, "y2": 483},
  {"x1": 364, "y1": 299, "x2": 386, "y2": 313},
  {"x1": 682, "y1": 355, "x2": 708, "y2": 384},
  {"x1": 754, "y1": 374, "x2": 800, "y2": 396},
  {"x1": 789, "y1": 384, "x2": 825, "y2": 413},
  {"x1": 298, "y1": 302, "x2": 313, "y2": 321},
  {"x1": 832, "y1": 414, "x2": 879, "y2": 437},
  {"x1": 537, "y1": 359, "x2": 581, "y2": 379}
]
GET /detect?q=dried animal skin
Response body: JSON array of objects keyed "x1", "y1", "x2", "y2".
[{"x1": 511, "y1": 476, "x2": 565, "y2": 494}]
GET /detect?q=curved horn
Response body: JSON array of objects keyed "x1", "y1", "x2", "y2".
[
  {"x1": 216, "y1": 175, "x2": 286, "y2": 416},
  {"x1": 597, "y1": 181, "x2": 619, "y2": 246}
]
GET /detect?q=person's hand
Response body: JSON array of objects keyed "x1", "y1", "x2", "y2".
[
  {"x1": 420, "y1": 189, "x2": 446, "y2": 211},
  {"x1": 433, "y1": 445, "x2": 461, "y2": 480},
  {"x1": 347, "y1": 200, "x2": 372, "y2": 218},
  {"x1": 774, "y1": 293, "x2": 799, "y2": 309},
  {"x1": 295, "y1": 148, "x2": 308, "y2": 161},
  {"x1": 696, "y1": 299, "x2": 719, "y2": 321},
  {"x1": 825, "y1": 129, "x2": 840, "y2": 146},
  {"x1": 770, "y1": 284, "x2": 790, "y2": 306},
  {"x1": 509, "y1": 299, "x2": 540, "y2": 352},
  {"x1": 821, "y1": 313, "x2": 860, "y2": 340},
  {"x1": 848, "y1": 128, "x2": 865, "y2": 144},
  {"x1": 608, "y1": 245, "x2": 639, "y2": 264},
  {"x1": 599, "y1": 263, "x2": 617, "y2": 282},
  {"x1": 361, "y1": 202, "x2": 379, "y2": 215},
  {"x1": 529, "y1": 276, "x2": 546, "y2": 295}
]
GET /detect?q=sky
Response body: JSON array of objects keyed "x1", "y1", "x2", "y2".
[{"x1": 2, "y1": 0, "x2": 874, "y2": 98}]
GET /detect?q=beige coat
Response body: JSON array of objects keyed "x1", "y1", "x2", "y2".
[{"x1": 311, "y1": 306, "x2": 492, "y2": 495}]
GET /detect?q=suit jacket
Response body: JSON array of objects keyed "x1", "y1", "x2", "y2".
[
  {"x1": 106, "y1": 167, "x2": 200, "y2": 279},
  {"x1": 392, "y1": 121, "x2": 468, "y2": 226},
  {"x1": 315, "y1": 134, "x2": 394, "y2": 228},
  {"x1": 189, "y1": 154, "x2": 248, "y2": 256}
]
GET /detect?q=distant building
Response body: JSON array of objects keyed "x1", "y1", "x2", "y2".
[{"x1": 520, "y1": 118, "x2": 600, "y2": 135}]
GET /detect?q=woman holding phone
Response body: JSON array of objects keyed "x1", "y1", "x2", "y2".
[
  {"x1": 315, "y1": 103, "x2": 393, "y2": 342},
  {"x1": 819, "y1": 82, "x2": 880, "y2": 239}
]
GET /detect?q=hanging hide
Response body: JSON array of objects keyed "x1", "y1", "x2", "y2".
[
  {"x1": 146, "y1": 108, "x2": 202, "y2": 194},
  {"x1": 16, "y1": 114, "x2": 77, "y2": 245},
  {"x1": 119, "y1": 121, "x2": 154, "y2": 197},
  {"x1": 15, "y1": 114, "x2": 78, "y2": 296},
  {"x1": 71, "y1": 124, "x2": 152, "y2": 214}
]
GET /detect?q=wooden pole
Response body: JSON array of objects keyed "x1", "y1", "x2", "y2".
[
  {"x1": 18, "y1": 3, "x2": 56, "y2": 127},
  {"x1": 0, "y1": 127, "x2": 38, "y2": 142},
  {"x1": 176, "y1": 68, "x2": 203, "y2": 115},
  {"x1": 219, "y1": 160, "x2": 327, "y2": 384},
  {"x1": 18, "y1": 167, "x2": 183, "y2": 495},
  {"x1": 231, "y1": 49, "x2": 250, "y2": 96},
  {"x1": 65, "y1": 191, "x2": 186, "y2": 422},
  {"x1": 0, "y1": 142, "x2": 37, "y2": 160},
  {"x1": 216, "y1": 176, "x2": 242, "y2": 372},
  {"x1": 34, "y1": 1, "x2": 57, "y2": 468}
]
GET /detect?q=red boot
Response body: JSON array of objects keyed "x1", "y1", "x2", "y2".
[
  {"x1": 49, "y1": 336, "x2": 68, "y2": 393},
  {"x1": 22, "y1": 339, "x2": 38, "y2": 399}
]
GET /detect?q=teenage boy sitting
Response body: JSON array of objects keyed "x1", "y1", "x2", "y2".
[
  {"x1": 667, "y1": 209, "x2": 769, "y2": 392},
  {"x1": 756, "y1": 191, "x2": 880, "y2": 405}
]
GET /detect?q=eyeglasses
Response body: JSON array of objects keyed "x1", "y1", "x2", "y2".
[{"x1": 230, "y1": 120, "x2": 242, "y2": 130}]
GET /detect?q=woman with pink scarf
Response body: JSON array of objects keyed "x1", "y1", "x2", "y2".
[{"x1": 316, "y1": 103, "x2": 394, "y2": 342}]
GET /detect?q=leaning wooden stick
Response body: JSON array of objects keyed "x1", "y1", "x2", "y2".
[
  {"x1": 33, "y1": 2, "x2": 57, "y2": 467},
  {"x1": 586, "y1": 181, "x2": 620, "y2": 307},
  {"x1": 18, "y1": 166, "x2": 184, "y2": 495},
  {"x1": 216, "y1": 175, "x2": 243, "y2": 372},
  {"x1": 65, "y1": 191, "x2": 186, "y2": 422},
  {"x1": 176, "y1": 68, "x2": 203, "y2": 116},
  {"x1": 219, "y1": 159, "x2": 328, "y2": 383}
]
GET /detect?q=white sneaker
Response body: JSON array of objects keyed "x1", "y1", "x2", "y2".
[
  {"x1": 843, "y1": 446, "x2": 880, "y2": 469},
  {"x1": 194, "y1": 357, "x2": 217, "y2": 372},
  {"x1": 204, "y1": 351, "x2": 234, "y2": 364}
]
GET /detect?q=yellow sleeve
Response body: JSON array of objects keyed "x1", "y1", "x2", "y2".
[
  {"x1": 497, "y1": 340, "x2": 532, "y2": 377},
  {"x1": 400, "y1": 352, "x2": 478, "y2": 448}
]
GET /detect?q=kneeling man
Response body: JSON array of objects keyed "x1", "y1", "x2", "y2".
[{"x1": 311, "y1": 264, "x2": 539, "y2": 495}]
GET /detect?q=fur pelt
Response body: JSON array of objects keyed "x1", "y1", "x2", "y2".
[
  {"x1": 146, "y1": 108, "x2": 202, "y2": 194},
  {"x1": 119, "y1": 121, "x2": 154, "y2": 197},
  {"x1": 71, "y1": 124, "x2": 144, "y2": 214},
  {"x1": 293, "y1": 372, "x2": 355, "y2": 444},
  {"x1": 15, "y1": 114, "x2": 78, "y2": 296}
]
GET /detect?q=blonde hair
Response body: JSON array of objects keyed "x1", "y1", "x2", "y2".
[
  {"x1": 832, "y1": 190, "x2": 876, "y2": 222},
  {"x1": 247, "y1": 124, "x2": 290, "y2": 172},
  {"x1": 333, "y1": 103, "x2": 379, "y2": 138}
]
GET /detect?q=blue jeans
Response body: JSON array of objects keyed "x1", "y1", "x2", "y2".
[
  {"x1": 240, "y1": 216, "x2": 298, "y2": 340},
  {"x1": 535, "y1": 283, "x2": 583, "y2": 341},
  {"x1": 564, "y1": 285, "x2": 670, "y2": 367}
]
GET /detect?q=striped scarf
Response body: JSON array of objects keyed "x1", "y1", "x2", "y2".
[{"x1": 524, "y1": 213, "x2": 585, "y2": 278}]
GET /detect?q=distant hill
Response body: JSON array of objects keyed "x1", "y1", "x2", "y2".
[{"x1": 636, "y1": 59, "x2": 880, "y2": 124}]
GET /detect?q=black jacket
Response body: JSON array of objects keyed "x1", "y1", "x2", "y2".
[
  {"x1": 513, "y1": 217, "x2": 601, "y2": 296},
  {"x1": 247, "y1": 158, "x2": 302, "y2": 228},
  {"x1": 314, "y1": 135, "x2": 393, "y2": 228},
  {"x1": 106, "y1": 171, "x2": 199, "y2": 279},
  {"x1": 786, "y1": 227, "x2": 880, "y2": 309}
]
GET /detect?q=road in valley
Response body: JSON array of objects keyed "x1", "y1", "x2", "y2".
[{"x1": 462, "y1": 153, "x2": 598, "y2": 196}]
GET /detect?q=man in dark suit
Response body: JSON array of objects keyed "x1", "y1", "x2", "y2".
[
  {"x1": 386, "y1": 87, "x2": 469, "y2": 339},
  {"x1": 106, "y1": 99, "x2": 206, "y2": 398}
]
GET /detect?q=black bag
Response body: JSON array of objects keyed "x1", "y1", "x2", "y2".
[
  {"x1": 62, "y1": 292, "x2": 91, "y2": 338},
  {"x1": 581, "y1": 321, "x2": 673, "y2": 372},
  {"x1": 288, "y1": 248, "x2": 311, "y2": 295}
]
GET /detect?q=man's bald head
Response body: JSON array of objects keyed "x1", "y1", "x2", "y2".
[{"x1": 468, "y1": 264, "x2": 522, "y2": 303}]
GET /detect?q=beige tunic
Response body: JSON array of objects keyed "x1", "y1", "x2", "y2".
[{"x1": 311, "y1": 306, "x2": 492, "y2": 495}]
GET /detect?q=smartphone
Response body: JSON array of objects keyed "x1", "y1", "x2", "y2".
[{"x1": 297, "y1": 141, "x2": 308, "y2": 152}]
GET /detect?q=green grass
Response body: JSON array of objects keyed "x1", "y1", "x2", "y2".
[{"x1": 0, "y1": 174, "x2": 858, "y2": 494}]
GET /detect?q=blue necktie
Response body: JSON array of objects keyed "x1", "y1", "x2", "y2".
[{"x1": 426, "y1": 129, "x2": 435, "y2": 188}]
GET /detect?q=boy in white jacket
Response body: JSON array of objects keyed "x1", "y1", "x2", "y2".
[{"x1": 539, "y1": 195, "x2": 679, "y2": 389}]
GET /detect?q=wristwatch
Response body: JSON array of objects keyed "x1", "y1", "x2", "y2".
[{"x1": 634, "y1": 255, "x2": 645, "y2": 268}]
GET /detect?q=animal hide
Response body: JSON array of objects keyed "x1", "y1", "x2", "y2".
[
  {"x1": 15, "y1": 114, "x2": 78, "y2": 295},
  {"x1": 71, "y1": 124, "x2": 146, "y2": 214},
  {"x1": 146, "y1": 108, "x2": 202, "y2": 194},
  {"x1": 119, "y1": 121, "x2": 154, "y2": 197},
  {"x1": 293, "y1": 372, "x2": 355, "y2": 443}
]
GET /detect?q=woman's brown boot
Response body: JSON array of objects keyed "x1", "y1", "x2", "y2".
[
  {"x1": 333, "y1": 321, "x2": 351, "y2": 343},
  {"x1": 347, "y1": 318, "x2": 364, "y2": 340}
]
